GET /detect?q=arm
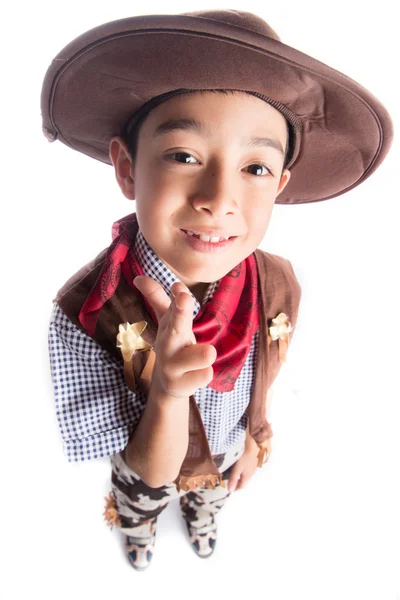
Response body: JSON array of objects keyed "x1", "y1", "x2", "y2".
[
  {"x1": 48, "y1": 303, "x2": 144, "y2": 462},
  {"x1": 124, "y1": 277, "x2": 216, "y2": 488},
  {"x1": 125, "y1": 383, "x2": 190, "y2": 488}
]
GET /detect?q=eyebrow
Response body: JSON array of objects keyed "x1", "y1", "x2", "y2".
[{"x1": 152, "y1": 118, "x2": 285, "y2": 156}]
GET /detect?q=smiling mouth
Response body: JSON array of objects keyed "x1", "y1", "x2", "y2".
[{"x1": 180, "y1": 229, "x2": 233, "y2": 243}]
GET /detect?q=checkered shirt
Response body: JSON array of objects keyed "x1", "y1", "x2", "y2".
[{"x1": 48, "y1": 229, "x2": 258, "y2": 462}]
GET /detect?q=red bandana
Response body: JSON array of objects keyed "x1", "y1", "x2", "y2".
[{"x1": 78, "y1": 213, "x2": 260, "y2": 392}]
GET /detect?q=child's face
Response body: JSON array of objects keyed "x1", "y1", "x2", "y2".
[{"x1": 111, "y1": 91, "x2": 290, "y2": 287}]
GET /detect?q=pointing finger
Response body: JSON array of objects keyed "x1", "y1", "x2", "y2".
[
  {"x1": 169, "y1": 282, "x2": 197, "y2": 342},
  {"x1": 133, "y1": 276, "x2": 171, "y2": 321},
  {"x1": 169, "y1": 289, "x2": 195, "y2": 339}
]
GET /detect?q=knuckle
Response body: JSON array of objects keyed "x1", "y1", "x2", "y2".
[
  {"x1": 208, "y1": 344, "x2": 217, "y2": 363},
  {"x1": 200, "y1": 345, "x2": 215, "y2": 365},
  {"x1": 201, "y1": 345, "x2": 211, "y2": 363},
  {"x1": 203, "y1": 366, "x2": 214, "y2": 385},
  {"x1": 175, "y1": 291, "x2": 191, "y2": 311}
]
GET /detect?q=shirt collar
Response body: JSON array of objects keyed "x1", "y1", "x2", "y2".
[{"x1": 134, "y1": 229, "x2": 219, "y2": 318}]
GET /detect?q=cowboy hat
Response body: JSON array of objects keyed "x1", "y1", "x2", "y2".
[{"x1": 40, "y1": 9, "x2": 393, "y2": 205}]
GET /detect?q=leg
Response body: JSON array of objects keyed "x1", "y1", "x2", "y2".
[
  {"x1": 109, "y1": 451, "x2": 181, "y2": 536},
  {"x1": 179, "y1": 480, "x2": 232, "y2": 529},
  {"x1": 107, "y1": 450, "x2": 182, "y2": 570},
  {"x1": 180, "y1": 436, "x2": 246, "y2": 557}
]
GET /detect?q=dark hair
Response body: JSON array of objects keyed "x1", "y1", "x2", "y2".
[{"x1": 122, "y1": 89, "x2": 293, "y2": 174}]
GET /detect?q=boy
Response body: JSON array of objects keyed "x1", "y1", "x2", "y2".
[{"x1": 42, "y1": 10, "x2": 392, "y2": 571}]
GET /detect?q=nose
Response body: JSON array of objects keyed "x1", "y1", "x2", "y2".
[{"x1": 190, "y1": 163, "x2": 238, "y2": 217}]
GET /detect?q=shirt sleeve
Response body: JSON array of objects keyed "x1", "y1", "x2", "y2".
[{"x1": 48, "y1": 302, "x2": 147, "y2": 462}]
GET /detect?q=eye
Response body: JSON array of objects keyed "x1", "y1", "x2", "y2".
[
  {"x1": 170, "y1": 152, "x2": 199, "y2": 164},
  {"x1": 245, "y1": 163, "x2": 271, "y2": 177}
]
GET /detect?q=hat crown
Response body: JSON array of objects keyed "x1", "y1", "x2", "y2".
[{"x1": 181, "y1": 9, "x2": 281, "y2": 42}]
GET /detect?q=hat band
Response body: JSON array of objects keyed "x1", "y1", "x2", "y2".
[{"x1": 123, "y1": 88, "x2": 302, "y2": 169}]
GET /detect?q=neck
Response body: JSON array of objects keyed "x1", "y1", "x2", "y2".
[{"x1": 187, "y1": 281, "x2": 209, "y2": 304}]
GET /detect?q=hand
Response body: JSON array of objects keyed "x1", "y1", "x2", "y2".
[
  {"x1": 228, "y1": 436, "x2": 272, "y2": 492},
  {"x1": 133, "y1": 276, "x2": 217, "y2": 399}
]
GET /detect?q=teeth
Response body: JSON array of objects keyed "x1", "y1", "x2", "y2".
[{"x1": 184, "y1": 229, "x2": 229, "y2": 243}]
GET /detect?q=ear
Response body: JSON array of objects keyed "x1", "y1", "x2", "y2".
[
  {"x1": 109, "y1": 137, "x2": 135, "y2": 200},
  {"x1": 276, "y1": 169, "x2": 291, "y2": 197}
]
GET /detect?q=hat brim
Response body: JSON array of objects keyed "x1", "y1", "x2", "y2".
[{"x1": 41, "y1": 14, "x2": 393, "y2": 204}]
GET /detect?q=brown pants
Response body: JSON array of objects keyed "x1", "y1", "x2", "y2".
[{"x1": 108, "y1": 436, "x2": 246, "y2": 539}]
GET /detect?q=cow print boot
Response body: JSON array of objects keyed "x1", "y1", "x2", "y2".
[
  {"x1": 125, "y1": 519, "x2": 157, "y2": 571},
  {"x1": 184, "y1": 517, "x2": 217, "y2": 558}
]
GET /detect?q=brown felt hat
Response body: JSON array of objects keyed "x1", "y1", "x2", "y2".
[{"x1": 40, "y1": 9, "x2": 393, "y2": 205}]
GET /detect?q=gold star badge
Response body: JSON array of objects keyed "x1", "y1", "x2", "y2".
[
  {"x1": 117, "y1": 321, "x2": 152, "y2": 359},
  {"x1": 116, "y1": 321, "x2": 152, "y2": 391},
  {"x1": 268, "y1": 312, "x2": 292, "y2": 362}
]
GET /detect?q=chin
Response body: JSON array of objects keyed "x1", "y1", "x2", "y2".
[
  {"x1": 178, "y1": 265, "x2": 222, "y2": 284},
  {"x1": 169, "y1": 254, "x2": 240, "y2": 285}
]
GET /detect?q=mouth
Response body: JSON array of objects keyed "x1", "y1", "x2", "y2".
[
  {"x1": 179, "y1": 228, "x2": 237, "y2": 254},
  {"x1": 180, "y1": 228, "x2": 234, "y2": 244}
]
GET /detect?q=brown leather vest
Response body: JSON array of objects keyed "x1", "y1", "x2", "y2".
[{"x1": 55, "y1": 246, "x2": 301, "y2": 491}]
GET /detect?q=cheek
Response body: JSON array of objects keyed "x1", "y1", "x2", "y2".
[
  {"x1": 134, "y1": 173, "x2": 176, "y2": 222},
  {"x1": 244, "y1": 202, "x2": 274, "y2": 243},
  {"x1": 135, "y1": 169, "x2": 186, "y2": 213}
]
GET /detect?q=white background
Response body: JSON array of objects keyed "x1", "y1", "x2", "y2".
[{"x1": 1, "y1": 1, "x2": 399, "y2": 599}]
